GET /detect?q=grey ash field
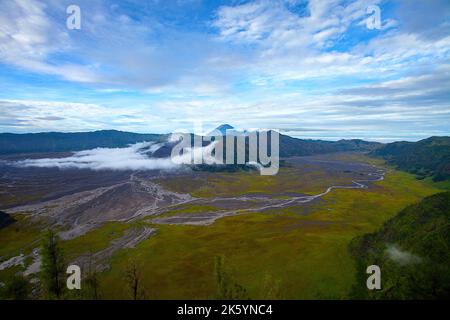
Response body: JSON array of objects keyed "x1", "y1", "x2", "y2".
[{"x1": 0, "y1": 134, "x2": 448, "y2": 299}]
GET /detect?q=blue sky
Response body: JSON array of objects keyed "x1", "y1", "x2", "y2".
[{"x1": 0, "y1": 0, "x2": 449, "y2": 141}]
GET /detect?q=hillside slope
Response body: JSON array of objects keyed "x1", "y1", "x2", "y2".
[
  {"x1": 279, "y1": 134, "x2": 380, "y2": 157},
  {"x1": 349, "y1": 192, "x2": 450, "y2": 299},
  {"x1": 371, "y1": 136, "x2": 450, "y2": 181},
  {"x1": 0, "y1": 130, "x2": 164, "y2": 154}
]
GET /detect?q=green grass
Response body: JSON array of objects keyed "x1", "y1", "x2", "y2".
[
  {"x1": 0, "y1": 215, "x2": 44, "y2": 285},
  {"x1": 156, "y1": 165, "x2": 351, "y2": 198},
  {"x1": 61, "y1": 222, "x2": 132, "y2": 261},
  {"x1": 0, "y1": 154, "x2": 444, "y2": 299},
  {"x1": 0, "y1": 265, "x2": 23, "y2": 286},
  {"x1": 0, "y1": 215, "x2": 44, "y2": 261},
  {"x1": 96, "y1": 168, "x2": 440, "y2": 299},
  {"x1": 423, "y1": 177, "x2": 450, "y2": 190},
  {"x1": 154, "y1": 204, "x2": 222, "y2": 219}
]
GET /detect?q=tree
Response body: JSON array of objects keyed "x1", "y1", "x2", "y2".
[
  {"x1": 84, "y1": 254, "x2": 100, "y2": 300},
  {"x1": 40, "y1": 230, "x2": 65, "y2": 299},
  {"x1": 125, "y1": 259, "x2": 146, "y2": 300},
  {"x1": 1, "y1": 274, "x2": 30, "y2": 300}
]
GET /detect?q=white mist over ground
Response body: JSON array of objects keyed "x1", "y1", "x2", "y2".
[
  {"x1": 15, "y1": 140, "x2": 222, "y2": 171},
  {"x1": 171, "y1": 141, "x2": 222, "y2": 165},
  {"x1": 16, "y1": 142, "x2": 177, "y2": 171},
  {"x1": 386, "y1": 244, "x2": 422, "y2": 266}
]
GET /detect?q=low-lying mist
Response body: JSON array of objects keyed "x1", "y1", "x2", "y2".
[
  {"x1": 14, "y1": 139, "x2": 221, "y2": 171},
  {"x1": 15, "y1": 141, "x2": 178, "y2": 171}
]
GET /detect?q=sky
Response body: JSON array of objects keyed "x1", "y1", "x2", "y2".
[{"x1": 0, "y1": 0, "x2": 449, "y2": 141}]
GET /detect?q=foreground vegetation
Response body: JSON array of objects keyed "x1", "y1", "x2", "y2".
[
  {"x1": 99, "y1": 163, "x2": 441, "y2": 299},
  {"x1": 350, "y1": 192, "x2": 450, "y2": 299}
]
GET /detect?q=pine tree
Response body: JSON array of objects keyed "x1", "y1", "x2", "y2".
[
  {"x1": 40, "y1": 230, "x2": 65, "y2": 299},
  {"x1": 125, "y1": 259, "x2": 146, "y2": 300},
  {"x1": 84, "y1": 254, "x2": 100, "y2": 300}
]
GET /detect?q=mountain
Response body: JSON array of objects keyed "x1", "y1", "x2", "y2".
[
  {"x1": 371, "y1": 136, "x2": 450, "y2": 181},
  {"x1": 208, "y1": 126, "x2": 382, "y2": 156},
  {"x1": 207, "y1": 125, "x2": 382, "y2": 155},
  {"x1": 0, "y1": 128, "x2": 382, "y2": 156},
  {"x1": 0, "y1": 130, "x2": 165, "y2": 155},
  {"x1": 279, "y1": 134, "x2": 381, "y2": 157},
  {"x1": 211, "y1": 124, "x2": 235, "y2": 135},
  {"x1": 349, "y1": 192, "x2": 450, "y2": 299}
]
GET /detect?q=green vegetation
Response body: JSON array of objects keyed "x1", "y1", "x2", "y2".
[
  {"x1": 0, "y1": 215, "x2": 43, "y2": 259},
  {"x1": 156, "y1": 166, "x2": 352, "y2": 198},
  {"x1": 155, "y1": 205, "x2": 221, "y2": 219},
  {"x1": 371, "y1": 136, "x2": 450, "y2": 181},
  {"x1": 40, "y1": 230, "x2": 66, "y2": 299},
  {"x1": 79, "y1": 256, "x2": 101, "y2": 300},
  {"x1": 349, "y1": 192, "x2": 450, "y2": 299},
  {"x1": 0, "y1": 274, "x2": 30, "y2": 300},
  {"x1": 96, "y1": 167, "x2": 440, "y2": 299},
  {"x1": 60, "y1": 222, "x2": 131, "y2": 261},
  {"x1": 424, "y1": 177, "x2": 450, "y2": 191},
  {"x1": 124, "y1": 259, "x2": 147, "y2": 300},
  {"x1": 214, "y1": 256, "x2": 248, "y2": 299}
]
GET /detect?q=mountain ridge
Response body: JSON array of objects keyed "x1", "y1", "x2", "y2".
[
  {"x1": 0, "y1": 128, "x2": 382, "y2": 156},
  {"x1": 0, "y1": 130, "x2": 165, "y2": 155},
  {"x1": 371, "y1": 136, "x2": 450, "y2": 181}
]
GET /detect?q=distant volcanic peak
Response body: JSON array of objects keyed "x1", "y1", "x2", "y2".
[
  {"x1": 216, "y1": 124, "x2": 234, "y2": 133},
  {"x1": 208, "y1": 125, "x2": 278, "y2": 137},
  {"x1": 210, "y1": 124, "x2": 235, "y2": 135}
]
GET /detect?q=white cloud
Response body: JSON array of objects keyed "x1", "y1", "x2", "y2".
[
  {"x1": 1, "y1": 0, "x2": 448, "y2": 91},
  {"x1": 15, "y1": 141, "x2": 179, "y2": 171},
  {"x1": 0, "y1": 99, "x2": 171, "y2": 133},
  {"x1": 14, "y1": 140, "x2": 221, "y2": 171},
  {"x1": 0, "y1": 0, "x2": 103, "y2": 83}
]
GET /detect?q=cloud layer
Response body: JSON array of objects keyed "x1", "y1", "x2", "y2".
[
  {"x1": 15, "y1": 139, "x2": 222, "y2": 171},
  {"x1": 16, "y1": 142, "x2": 178, "y2": 171}
]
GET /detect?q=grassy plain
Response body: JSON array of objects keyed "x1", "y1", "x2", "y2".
[
  {"x1": 96, "y1": 160, "x2": 441, "y2": 299},
  {"x1": 155, "y1": 161, "x2": 353, "y2": 198},
  {"x1": 0, "y1": 154, "x2": 443, "y2": 299}
]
